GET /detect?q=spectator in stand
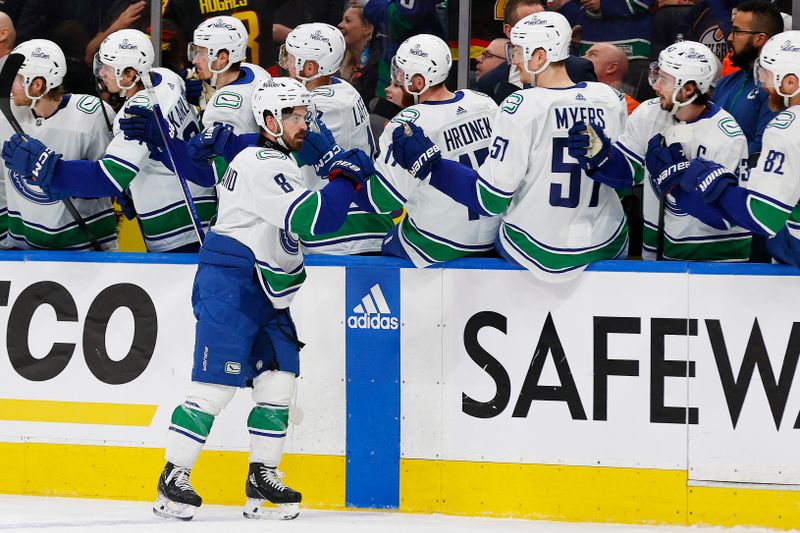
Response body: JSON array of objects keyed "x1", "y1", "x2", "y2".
[
  {"x1": 474, "y1": 38, "x2": 508, "y2": 82},
  {"x1": 339, "y1": 5, "x2": 382, "y2": 105},
  {"x1": 552, "y1": 0, "x2": 656, "y2": 60},
  {"x1": 715, "y1": 0, "x2": 783, "y2": 156},
  {"x1": 475, "y1": 0, "x2": 597, "y2": 104},
  {"x1": 676, "y1": 0, "x2": 741, "y2": 63},
  {"x1": 84, "y1": 1, "x2": 146, "y2": 67},
  {"x1": 651, "y1": 0, "x2": 696, "y2": 57},
  {"x1": 0, "y1": 0, "x2": 22, "y2": 22},
  {"x1": 355, "y1": 0, "x2": 445, "y2": 98},
  {"x1": 583, "y1": 42, "x2": 639, "y2": 114}
]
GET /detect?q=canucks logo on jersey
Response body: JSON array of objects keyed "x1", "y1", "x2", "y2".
[{"x1": 8, "y1": 171, "x2": 59, "y2": 205}]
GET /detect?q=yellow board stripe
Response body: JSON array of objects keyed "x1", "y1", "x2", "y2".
[
  {"x1": 0, "y1": 399, "x2": 158, "y2": 426},
  {"x1": 0, "y1": 442, "x2": 345, "y2": 507}
]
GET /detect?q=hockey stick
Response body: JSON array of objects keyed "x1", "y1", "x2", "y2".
[
  {"x1": 0, "y1": 53, "x2": 104, "y2": 251},
  {"x1": 141, "y1": 74, "x2": 205, "y2": 244}
]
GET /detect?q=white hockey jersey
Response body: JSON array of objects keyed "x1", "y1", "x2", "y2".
[
  {"x1": 213, "y1": 145, "x2": 337, "y2": 308},
  {"x1": 201, "y1": 63, "x2": 269, "y2": 134},
  {"x1": 616, "y1": 99, "x2": 751, "y2": 261},
  {"x1": 7, "y1": 94, "x2": 117, "y2": 250},
  {"x1": 100, "y1": 68, "x2": 217, "y2": 252},
  {"x1": 298, "y1": 76, "x2": 391, "y2": 255},
  {"x1": 740, "y1": 108, "x2": 800, "y2": 240},
  {"x1": 368, "y1": 90, "x2": 500, "y2": 267},
  {"x1": 0, "y1": 110, "x2": 15, "y2": 249},
  {"x1": 473, "y1": 82, "x2": 629, "y2": 281}
]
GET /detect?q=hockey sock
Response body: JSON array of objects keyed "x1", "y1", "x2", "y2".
[
  {"x1": 165, "y1": 403, "x2": 216, "y2": 468},
  {"x1": 247, "y1": 405, "x2": 289, "y2": 467}
]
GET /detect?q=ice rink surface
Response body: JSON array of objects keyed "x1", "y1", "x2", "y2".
[{"x1": 0, "y1": 495, "x2": 786, "y2": 533}]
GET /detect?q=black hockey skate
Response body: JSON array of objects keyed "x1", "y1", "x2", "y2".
[
  {"x1": 243, "y1": 463, "x2": 302, "y2": 520},
  {"x1": 153, "y1": 462, "x2": 202, "y2": 520}
]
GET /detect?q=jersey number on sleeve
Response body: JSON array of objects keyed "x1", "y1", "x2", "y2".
[
  {"x1": 763, "y1": 150, "x2": 785, "y2": 175},
  {"x1": 550, "y1": 138, "x2": 600, "y2": 208}
]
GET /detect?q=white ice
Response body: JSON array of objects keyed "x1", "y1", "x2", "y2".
[{"x1": 0, "y1": 495, "x2": 784, "y2": 533}]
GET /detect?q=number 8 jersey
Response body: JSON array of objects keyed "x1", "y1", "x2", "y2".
[{"x1": 478, "y1": 82, "x2": 629, "y2": 281}]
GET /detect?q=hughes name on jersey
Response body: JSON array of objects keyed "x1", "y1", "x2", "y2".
[
  {"x1": 101, "y1": 68, "x2": 217, "y2": 251},
  {"x1": 616, "y1": 99, "x2": 750, "y2": 261},
  {"x1": 364, "y1": 89, "x2": 500, "y2": 267},
  {"x1": 472, "y1": 82, "x2": 629, "y2": 280},
  {"x1": 298, "y1": 77, "x2": 392, "y2": 255},
  {"x1": 7, "y1": 95, "x2": 117, "y2": 250}
]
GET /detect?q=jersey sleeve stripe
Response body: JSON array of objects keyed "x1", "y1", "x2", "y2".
[
  {"x1": 367, "y1": 174, "x2": 405, "y2": 212},
  {"x1": 477, "y1": 175, "x2": 514, "y2": 197},
  {"x1": 103, "y1": 154, "x2": 140, "y2": 173},
  {"x1": 97, "y1": 160, "x2": 130, "y2": 192},
  {"x1": 285, "y1": 191, "x2": 317, "y2": 234},
  {"x1": 615, "y1": 141, "x2": 644, "y2": 164},
  {"x1": 746, "y1": 196, "x2": 791, "y2": 236},
  {"x1": 374, "y1": 171, "x2": 407, "y2": 204},
  {"x1": 747, "y1": 188, "x2": 794, "y2": 212}
]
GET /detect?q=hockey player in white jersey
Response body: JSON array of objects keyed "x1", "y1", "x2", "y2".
[
  {"x1": 674, "y1": 31, "x2": 800, "y2": 266},
  {"x1": 279, "y1": 22, "x2": 391, "y2": 254},
  {"x1": 3, "y1": 30, "x2": 217, "y2": 252},
  {"x1": 566, "y1": 41, "x2": 751, "y2": 261},
  {"x1": 390, "y1": 12, "x2": 628, "y2": 280},
  {"x1": 356, "y1": 33, "x2": 500, "y2": 267},
  {"x1": 152, "y1": 77, "x2": 372, "y2": 521},
  {"x1": 4, "y1": 39, "x2": 117, "y2": 250}
]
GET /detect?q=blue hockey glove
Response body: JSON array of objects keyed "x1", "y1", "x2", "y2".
[
  {"x1": 187, "y1": 123, "x2": 235, "y2": 164},
  {"x1": 567, "y1": 120, "x2": 611, "y2": 173},
  {"x1": 684, "y1": 157, "x2": 738, "y2": 203},
  {"x1": 115, "y1": 190, "x2": 137, "y2": 221},
  {"x1": 328, "y1": 148, "x2": 374, "y2": 190},
  {"x1": 295, "y1": 119, "x2": 343, "y2": 176},
  {"x1": 2, "y1": 134, "x2": 62, "y2": 195},
  {"x1": 180, "y1": 69, "x2": 203, "y2": 106},
  {"x1": 390, "y1": 122, "x2": 441, "y2": 180},
  {"x1": 119, "y1": 105, "x2": 167, "y2": 154},
  {"x1": 646, "y1": 134, "x2": 691, "y2": 198}
]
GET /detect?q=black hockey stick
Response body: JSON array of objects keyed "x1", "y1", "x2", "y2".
[
  {"x1": 369, "y1": 97, "x2": 402, "y2": 121},
  {"x1": 0, "y1": 53, "x2": 103, "y2": 251},
  {"x1": 656, "y1": 195, "x2": 666, "y2": 261}
]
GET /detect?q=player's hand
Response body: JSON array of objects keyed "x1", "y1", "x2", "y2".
[
  {"x1": 328, "y1": 148, "x2": 374, "y2": 190},
  {"x1": 646, "y1": 134, "x2": 691, "y2": 198},
  {"x1": 390, "y1": 122, "x2": 441, "y2": 180},
  {"x1": 567, "y1": 120, "x2": 610, "y2": 173},
  {"x1": 180, "y1": 69, "x2": 204, "y2": 107},
  {"x1": 296, "y1": 119, "x2": 343, "y2": 176},
  {"x1": 685, "y1": 157, "x2": 738, "y2": 203},
  {"x1": 2, "y1": 134, "x2": 62, "y2": 192},
  {"x1": 187, "y1": 123, "x2": 235, "y2": 164},
  {"x1": 119, "y1": 106, "x2": 166, "y2": 154}
]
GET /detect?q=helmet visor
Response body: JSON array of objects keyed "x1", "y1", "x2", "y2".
[
  {"x1": 187, "y1": 43, "x2": 209, "y2": 63},
  {"x1": 278, "y1": 44, "x2": 290, "y2": 71},
  {"x1": 93, "y1": 53, "x2": 108, "y2": 78},
  {"x1": 390, "y1": 56, "x2": 405, "y2": 86},
  {"x1": 649, "y1": 62, "x2": 676, "y2": 91},
  {"x1": 754, "y1": 59, "x2": 775, "y2": 90}
]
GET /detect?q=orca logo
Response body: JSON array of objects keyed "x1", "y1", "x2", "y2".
[
  {"x1": 8, "y1": 170, "x2": 59, "y2": 205},
  {"x1": 347, "y1": 284, "x2": 399, "y2": 330}
]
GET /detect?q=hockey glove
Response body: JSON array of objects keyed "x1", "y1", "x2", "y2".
[
  {"x1": 646, "y1": 134, "x2": 691, "y2": 198},
  {"x1": 119, "y1": 106, "x2": 167, "y2": 155},
  {"x1": 567, "y1": 120, "x2": 611, "y2": 173},
  {"x1": 295, "y1": 119, "x2": 343, "y2": 176},
  {"x1": 390, "y1": 122, "x2": 441, "y2": 180},
  {"x1": 187, "y1": 123, "x2": 235, "y2": 164},
  {"x1": 180, "y1": 69, "x2": 204, "y2": 107},
  {"x1": 115, "y1": 190, "x2": 138, "y2": 221},
  {"x1": 328, "y1": 148, "x2": 374, "y2": 190},
  {"x1": 684, "y1": 157, "x2": 738, "y2": 203},
  {"x1": 2, "y1": 134, "x2": 62, "y2": 194}
]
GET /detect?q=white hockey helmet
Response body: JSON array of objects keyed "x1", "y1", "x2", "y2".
[
  {"x1": 391, "y1": 34, "x2": 452, "y2": 99},
  {"x1": 649, "y1": 40, "x2": 717, "y2": 114},
  {"x1": 94, "y1": 29, "x2": 154, "y2": 94},
  {"x1": 507, "y1": 11, "x2": 571, "y2": 82},
  {"x1": 252, "y1": 77, "x2": 313, "y2": 138},
  {"x1": 13, "y1": 39, "x2": 66, "y2": 107},
  {"x1": 279, "y1": 23, "x2": 345, "y2": 83},
  {"x1": 189, "y1": 16, "x2": 248, "y2": 78},
  {"x1": 756, "y1": 30, "x2": 800, "y2": 107}
]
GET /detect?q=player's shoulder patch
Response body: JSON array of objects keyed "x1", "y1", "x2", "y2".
[
  {"x1": 126, "y1": 93, "x2": 152, "y2": 110},
  {"x1": 390, "y1": 107, "x2": 421, "y2": 125},
  {"x1": 212, "y1": 91, "x2": 244, "y2": 109},
  {"x1": 767, "y1": 110, "x2": 796, "y2": 130},
  {"x1": 254, "y1": 148, "x2": 289, "y2": 161},
  {"x1": 312, "y1": 86, "x2": 335, "y2": 98},
  {"x1": 717, "y1": 116, "x2": 744, "y2": 137},
  {"x1": 645, "y1": 97, "x2": 661, "y2": 106},
  {"x1": 499, "y1": 92, "x2": 524, "y2": 115},
  {"x1": 76, "y1": 94, "x2": 102, "y2": 114}
]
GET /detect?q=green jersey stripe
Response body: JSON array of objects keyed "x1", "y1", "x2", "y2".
[
  {"x1": 7, "y1": 213, "x2": 116, "y2": 249},
  {"x1": 477, "y1": 182, "x2": 513, "y2": 216},
  {"x1": 288, "y1": 193, "x2": 321, "y2": 235},
  {"x1": 503, "y1": 220, "x2": 629, "y2": 272},
  {"x1": 258, "y1": 264, "x2": 307, "y2": 296},
  {"x1": 299, "y1": 211, "x2": 393, "y2": 244},
  {"x1": 642, "y1": 225, "x2": 751, "y2": 261},
  {"x1": 211, "y1": 156, "x2": 228, "y2": 184},
  {"x1": 99, "y1": 158, "x2": 136, "y2": 191},
  {"x1": 747, "y1": 196, "x2": 791, "y2": 235},
  {"x1": 399, "y1": 217, "x2": 493, "y2": 264},
  {"x1": 367, "y1": 176, "x2": 404, "y2": 213},
  {"x1": 139, "y1": 200, "x2": 217, "y2": 238}
]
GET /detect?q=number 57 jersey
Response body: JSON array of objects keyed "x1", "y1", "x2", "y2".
[
  {"x1": 479, "y1": 82, "x2": 629, "y2": 281},
  {"x1": 367, "y1": 90, "x2": 500, "y2": 267}
]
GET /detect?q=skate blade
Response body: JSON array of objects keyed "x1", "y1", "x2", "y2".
[
  {"x1": 153, "y1": 494, "x2": 197, "y2": 521},
  {"x1": 243, "y1": 498, "x2": 299, "y2": 520}
]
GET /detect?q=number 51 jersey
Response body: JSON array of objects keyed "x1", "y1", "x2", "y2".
[{"x1": 478, "y1": 82, "x2": 629, "y2": 281}]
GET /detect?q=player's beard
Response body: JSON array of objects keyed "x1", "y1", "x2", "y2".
[
  {"x1": 730, "y1": 41, "x2": 760, "y2": 70},
  {"x1": 284, "y1": 132, "x2": 306, "y2": 153}
]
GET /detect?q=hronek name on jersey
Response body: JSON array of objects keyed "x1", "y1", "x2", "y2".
[{"x1": 347, "y1": 283, "x2": 399, "y2": 330}]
